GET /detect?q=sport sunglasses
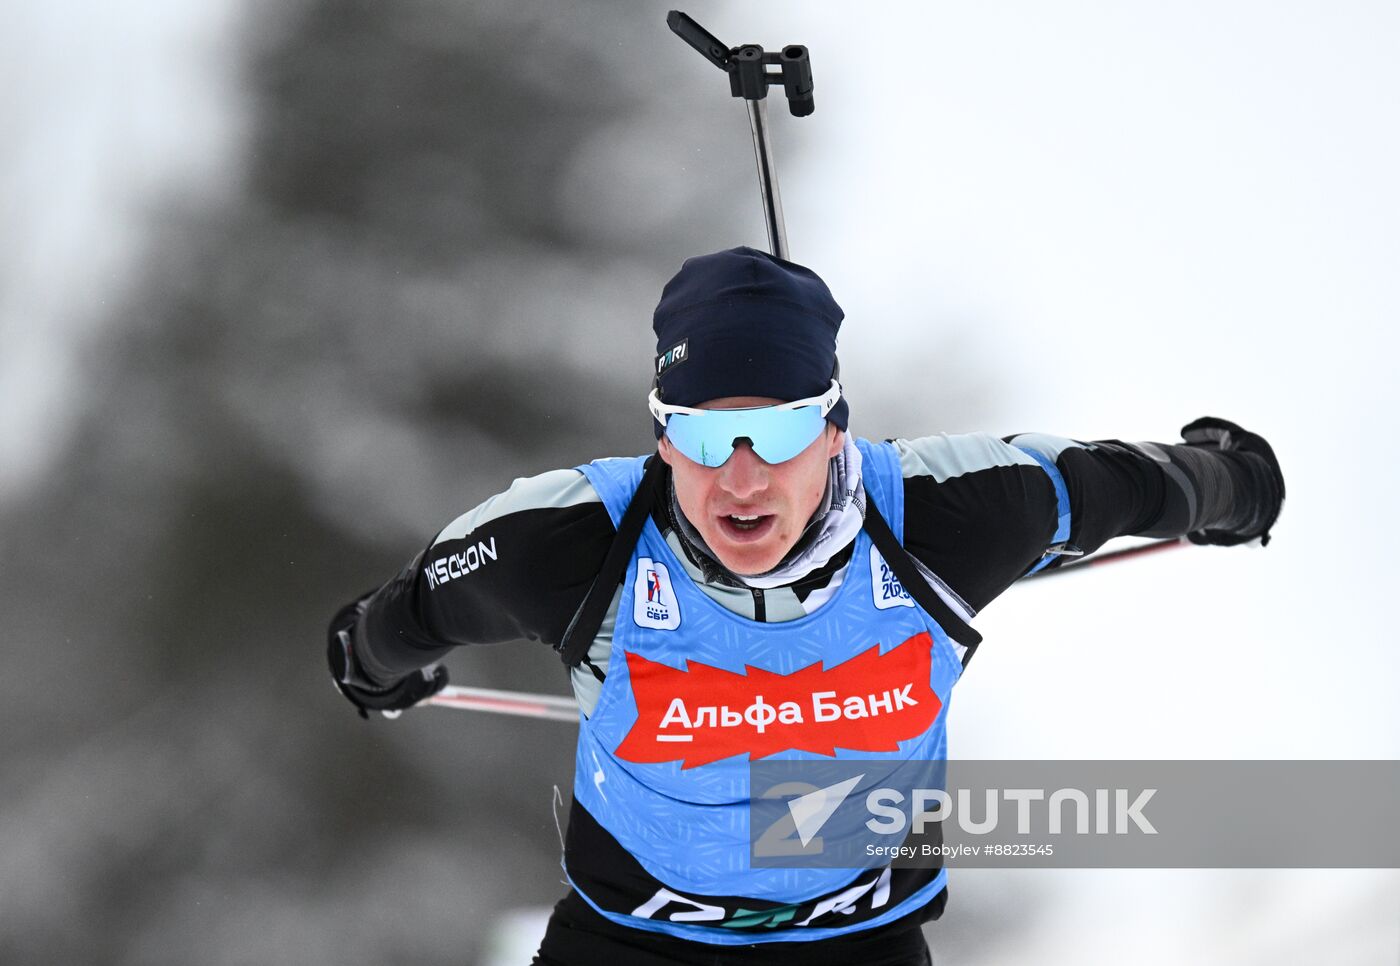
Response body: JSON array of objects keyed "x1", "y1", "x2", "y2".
[{"x1": 647, "y1": 379, "x2": 843, "y2": 467}]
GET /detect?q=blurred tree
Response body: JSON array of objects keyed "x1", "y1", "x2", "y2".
[{"x1": 0, "y1": 0, "x2": 756, "y2": 962}]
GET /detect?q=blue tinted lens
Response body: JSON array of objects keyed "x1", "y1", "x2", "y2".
[{"x1": 664, "y1": 406, "x2": 827, "y2": 467}]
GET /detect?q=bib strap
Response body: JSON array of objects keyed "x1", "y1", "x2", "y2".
[
  {"x1": 862, "y1": 492, "x2": 982, "y2": 656},
  {"x1": 557, "y1": 454, "x2": 665, "y2": 668}
]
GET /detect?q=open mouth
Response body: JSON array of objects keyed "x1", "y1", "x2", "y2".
[{"x1": 717, "y1": 513, "x2": 776, "y2": 542}]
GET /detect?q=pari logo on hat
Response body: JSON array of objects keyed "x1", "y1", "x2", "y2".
[{"x1": 656, "y1": 339, "x2": 689, "y2": 378}]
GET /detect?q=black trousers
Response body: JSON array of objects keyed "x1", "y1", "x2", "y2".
[{"x1": 531, "y1": 890, "x2": 935, "y2": 966}]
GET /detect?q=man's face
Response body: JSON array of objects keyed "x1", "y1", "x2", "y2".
[{"x1": 658, "y1": 396, "x2": 845, "y2": 576}]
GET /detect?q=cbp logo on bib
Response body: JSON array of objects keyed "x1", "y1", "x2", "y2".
[{"x1": 633, "y1": 558, "x2": 680, "y2": 630}]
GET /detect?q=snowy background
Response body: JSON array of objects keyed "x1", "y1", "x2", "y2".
[{"x1": 2, "y1": 1, "x2": 1397, "y2": 963}]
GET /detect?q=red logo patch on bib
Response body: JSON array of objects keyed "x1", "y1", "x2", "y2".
[{"x1": 615, "y1": 633, "x2": 942, "y2": 768}]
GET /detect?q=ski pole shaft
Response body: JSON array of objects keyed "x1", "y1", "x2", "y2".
[
  {"x1": 1024, "y1": 537, "x2": 1187, "y2": 579},
  {"x1": 747, "y1": 97, "x2": 789, "y2": 259},
  {"x1": 420, "y1": 684, "x2": 578, "y2": 721},
  {"x1": 668, "y1": 11, "x2": 812, "y2": 260}
]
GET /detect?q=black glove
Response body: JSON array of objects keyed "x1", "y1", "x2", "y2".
[
  {"x1": 327, "y1": 597, "x2": 448, "y2": 719},
  {"x1": 1179, "y1": 416, "x2": 1285, "y2": 547}
]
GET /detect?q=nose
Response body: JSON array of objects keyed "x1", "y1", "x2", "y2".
[{"x1": 716, "y1": 440, "x2": 769, "y2": 500}]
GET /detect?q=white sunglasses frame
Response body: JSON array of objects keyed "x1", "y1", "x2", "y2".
[{"x1": 647, "y1": 378, "x2": 843, "y2": 426}]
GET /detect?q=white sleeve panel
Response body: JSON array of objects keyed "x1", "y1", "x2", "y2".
[
  {"x1": 1003, "y1": 432, "x2": 1092, "y2": 462},
  {"x1": 432, "y1": 468, "x2": 601, "y2": 547},
  {"x1": 894, "y1": 432, "x2": 1042, "y2": 484}
]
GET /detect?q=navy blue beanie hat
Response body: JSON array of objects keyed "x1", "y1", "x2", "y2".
[{"x1": 651, "y1": 246, "x2": 848, "y2": 436}]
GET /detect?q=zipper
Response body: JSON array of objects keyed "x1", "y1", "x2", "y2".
[{"x1": 752, "y1": 587, "x2": 766, "y2": 622}]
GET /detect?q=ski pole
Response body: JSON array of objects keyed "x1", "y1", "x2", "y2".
[
  {"x1": 668, "y1": 11, "x2": 814, "y2": 260},
  {"x1": 1023, "y1": 537, "x2": 1186, "y2": 580},
  {"x1": 416, "y1": 685, "x2": 578, "y2": 721}
]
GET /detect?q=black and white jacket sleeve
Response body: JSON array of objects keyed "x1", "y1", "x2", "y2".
[
  {"x1": 895, "y1": 428, "x2": 1279, "y2": 615},
  {"x1": 346, "y1": 468, "x2": 615, "y2": 686}
]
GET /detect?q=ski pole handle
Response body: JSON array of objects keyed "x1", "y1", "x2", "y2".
[
  {"x1": 667, "y1": 10, "x2": 729, "y2": 71},
  {"x1": 667, "y1": 11, "x2": 814, "y2": 260}
]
